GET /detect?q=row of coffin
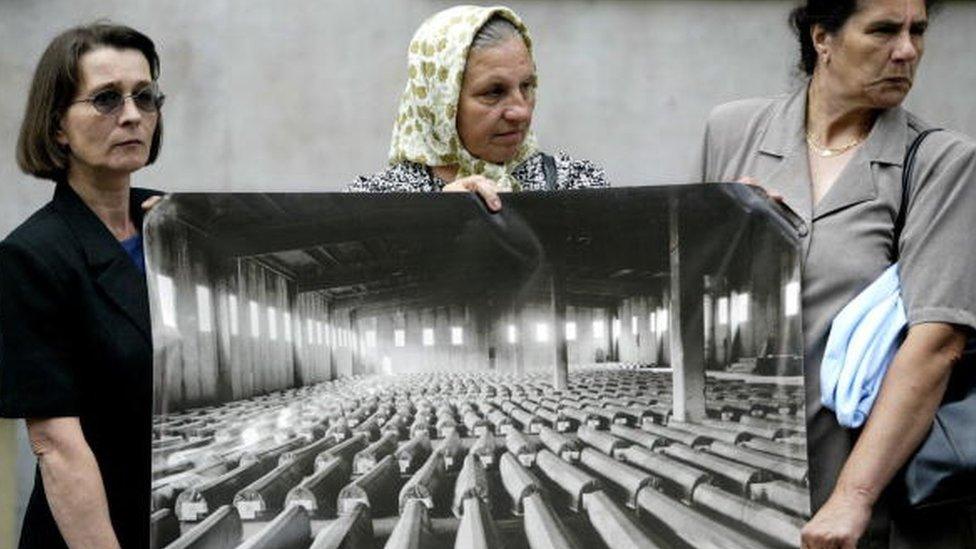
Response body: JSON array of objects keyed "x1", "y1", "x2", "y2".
[{"x1": 151, "y1": 369, "x2": 809, "y2": 548}]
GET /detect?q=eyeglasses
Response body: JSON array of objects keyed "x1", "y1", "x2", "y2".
[{"x1": 70, "y1": 85, "x2": 165, "y2": 115}]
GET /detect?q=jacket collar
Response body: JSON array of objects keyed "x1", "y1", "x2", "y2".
[
  {"x1": 52, "y1": 183, "x2": 157, "y2": 342},
  {"x1": 756, "y1": 87, "x2": 815, "y2": 222},
  {"x1": 758, "y1": 86, "x2": 807, "y2": 159},
  {"x1": 757, "y1": 85, "x2": 908, "y2": 221},
  {"x1": 861, "y1": 103, "x2": 908, "y2": 167}
]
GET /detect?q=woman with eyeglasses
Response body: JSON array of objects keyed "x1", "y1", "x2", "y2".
[
  {"x1": 348, "y1": 5, "x2": 608, "y2": 206},
  {"x1": 0, "y1": 23, "x2": 165, "y2": 548}
]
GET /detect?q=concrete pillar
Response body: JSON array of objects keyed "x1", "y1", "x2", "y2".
[
  {"x1": 668, "y1": 197, "x2": 706, "y2": 423},
  {"x1": 551, "y1": 271, "x2": 569, "y2": 390},
  {"x1": 349, "y1": 308, "x2": 359, "y2": 376},
  {"x1": 514, "y1": 306, "x2": 525, "y2": 376},
  {"x1": 327, "y1": 305, "x2": 337, "y2": 379},
  {"x1": 608, "y1": 306, "x2": 618, "y2": 362},
  {"x1": 703, "y1": 276, "x2": 716, "y2": 371}
]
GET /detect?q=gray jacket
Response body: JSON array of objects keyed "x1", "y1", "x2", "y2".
[{"x1": 696, "y1": 85, "x2": 976, "y2": 542}]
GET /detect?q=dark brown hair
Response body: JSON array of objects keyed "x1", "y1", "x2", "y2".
[
  {"x1": 16, "y1": 22, "x2": 162, "y2": 183},
  {"x1": 790, "y1": 0, "x2": 940, "y2": 75}
]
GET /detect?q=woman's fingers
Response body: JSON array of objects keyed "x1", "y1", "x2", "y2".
[
  {"x1": 443, "y1": 175, "x2": 503, "y2": 211},
  {"x1": 799, "y1": 493, "x2": 870, "y2": 549},
  {"x1": 737, "y1": 177, "x2": 784, "y2": 202},
  {"x1": 141, "y1": 195, "x2": 163, "y2": 212}
]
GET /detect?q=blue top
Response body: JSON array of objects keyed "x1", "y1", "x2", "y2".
[{"x1": 119, "y1": 233, "x2": 145, "y2": 274}]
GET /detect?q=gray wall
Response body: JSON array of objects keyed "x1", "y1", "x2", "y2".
[{"x1": 2, "y1": 0, "x2": 975, "y2": 544}]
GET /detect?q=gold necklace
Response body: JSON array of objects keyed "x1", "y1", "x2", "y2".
[{"x1": 806, "y1": 131, "x2": 866, "y2": 158}]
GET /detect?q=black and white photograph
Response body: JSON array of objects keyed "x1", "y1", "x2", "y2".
[
  {"x1": 146, "y1": 185, "x2": 808, "y2": 548},
  {"x1": 4, "y1": 1, "x2": 975, "y2": 548}
]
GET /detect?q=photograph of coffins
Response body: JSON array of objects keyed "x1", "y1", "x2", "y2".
[{"x1": 146, "y1": 185, "x2": 807, "y2": 548}]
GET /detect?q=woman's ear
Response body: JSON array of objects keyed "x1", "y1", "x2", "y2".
[
  {"x1": 55, "y1": 117, "x2": 69, "y2": 147},
  {"x1": 812, "y1": 24, "x2": 832, "y2": 65}
]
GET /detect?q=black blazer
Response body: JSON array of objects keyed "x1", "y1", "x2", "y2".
[{"x1": 0, "y1": 183, "x2": 161, "y2": 548}]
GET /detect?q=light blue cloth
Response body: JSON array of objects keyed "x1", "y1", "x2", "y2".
[{"x1": 821, "y1": 263, "x2": 907, "y2": 428}]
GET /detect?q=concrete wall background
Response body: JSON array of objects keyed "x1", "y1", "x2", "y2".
[{"x1": 2, "y1": 1, "x2": 975, "y2": 544}]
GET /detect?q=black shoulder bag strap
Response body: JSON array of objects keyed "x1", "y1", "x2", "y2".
[
  {"x1": 542, "y1": 153, "x2": 558, "y2": 191},
  {"x1": 893, "y1": 128, "x2": 942, "y2": 259},
  {"x1": 898, "y1": 127, "x2": 976, "y2": 509}
]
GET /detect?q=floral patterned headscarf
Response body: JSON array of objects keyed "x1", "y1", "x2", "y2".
[{"x1": 388, "y1": 5, "x2": 539, "y2": 191}]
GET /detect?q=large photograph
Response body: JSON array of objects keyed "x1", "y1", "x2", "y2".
[{"x1": 146, "y1": 185, "x2": 807, "y2": 548}]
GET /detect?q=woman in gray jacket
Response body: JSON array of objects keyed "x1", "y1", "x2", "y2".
[{"x1": 697, "y1": 1, "x2": 974, "y2": 547}]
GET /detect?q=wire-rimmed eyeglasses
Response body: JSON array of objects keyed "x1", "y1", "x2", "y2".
[{"x1": 70, "y1": 84, "x2": 165, "y2": 115}]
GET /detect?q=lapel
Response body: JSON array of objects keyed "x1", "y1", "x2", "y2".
[
  {"x1": 756, "y1": 86, "x2": 815, "y2": 225},
  {"x1": 755, "y1": 86, "x2": 909, "y2": 223},
  {"x1": 812, "y1": 106, "x2": 907, "y2": 220},
  {"x1": 52, "y1": 184, "x2": 157, "y2": 343}
]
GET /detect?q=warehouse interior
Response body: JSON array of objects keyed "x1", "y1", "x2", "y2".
[{"x1": 148, "y1": 186, "x2": 808, "y2": 548}]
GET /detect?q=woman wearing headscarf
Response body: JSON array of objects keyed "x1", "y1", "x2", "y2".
[
  {"x1": 349, "y1": 5, "x2": 608, "y2": 206},
  {"x1": 696, "y1": 1, "x2": 974, "y2": 547}
]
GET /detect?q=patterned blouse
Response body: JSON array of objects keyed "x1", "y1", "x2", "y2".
[{"x1": 347, "y1": 152, "x2": 609, "y2": 192}]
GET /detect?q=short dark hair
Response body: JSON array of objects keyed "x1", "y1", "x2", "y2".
[
  {"x1": 16, "y1": 22, "x2": 163, "y2": 183},
  {"x1": 790, "y1": 0, "x2": 940, "y2": 75}
]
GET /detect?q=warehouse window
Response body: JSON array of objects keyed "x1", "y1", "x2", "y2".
[
  {"x1": 732, "y1": 292, "x2": 750, "y2": 325},
  {"x1": 649, "y1": 312, "x2": 656, "y2": 333},
  {"x1": 382, "y1": 356, "x2": 393, "y2": 375},
  {"x1": 785, "y1": 281, "x2": 800, "y2": 317},
  {"x1": 423, "y1": 327, "x2": 435, "y2": 346},
  {"x1": 631, "y1": 315, "x2": 639, "y2": 335},
  {"x1": 565, "y1": 321, "x2": 577, "y2": 341},
  {"x1": 612, "y1": 318, "x2": 620, "y2": 341},
  {"x1": 394, "y1": 329, "x2": 406, "y2": 348},
  {"x1": 717, "y1": 297, "x2": 729, "y2": 325},
  {"x1": 535, "y1": 322, "x2": 549, "y2": 343},
  {"x1": 195, "y1": 285, "x2": 212, "y2": 333},
  {"x1": 283, "y1": 312, "x2": 292, "y2": 342},
  {"x1": 268, "y1": 307, "x2": 277, "y2": 340},
  {"x1": 365, "y1": 330, "x2": 377, "y2": 348},
  {"x1": 451, "y1": 326, "x2": 463, "y2": 345},
  {"x1": 157, "y1": 275, "x2": 177, "y2": 328},
  {"x1": 228, "y1": 294, "x2": 239, "y2": 336},
  {"x1": 249, "y1": 300, "x2": 260, "y2": 338},
  {"x1": 656, "y1": 309, "x2": 669, "y2": 333},
  {"x1": 592, "y1": 319, "x2": 604, "y2": 339},
  {"x1": 507, "y1": 324, "x2": 517, "y2": 344}
]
